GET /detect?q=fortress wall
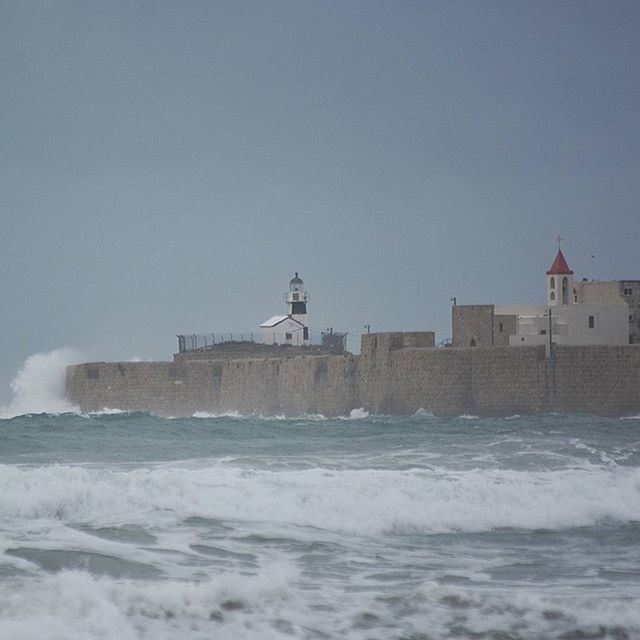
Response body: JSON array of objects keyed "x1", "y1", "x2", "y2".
[
  {"x1": 360, "y1": 346, "x2": 544, "y2": 416},
  {"x1": 66, "y1": 341, "x2": 640, "y2": 418},
  {"x1": 66, "y1": 354, "x2": 359, "y2": 417},
  {"x1": 460, "y1": 345, "x2": 640, "y2": 416},
  {"x1": 66, "y1": 362, "x2": 188, "y2": 414},
  {"x1": 385, "y1": 348, "x2": 474, "y2": 415},
  {"x1": 211, "y1": 354, "x2": 358, "y2": 416},
  {"x1": 549, "y1": 345, "x2": 640, "y2": 416},
  {"x1": 358, "y1": 333, "x2": 472, "y2": 415},
  {"x1": 469, "y1": 346, "x2": 548, "y2": 415},
  {"x1": 357, "y1": 338, "x2": 640, "y2": 416}
]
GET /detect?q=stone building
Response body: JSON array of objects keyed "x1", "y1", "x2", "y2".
[
  {"x1": 451, "y1": 305, "x2": 516, "y2": 348},
  {"x1": 575, "y1": 279, "x2": 640, "y2": 344},
  {"x1": 453, "y1": 245, "x2": 632, "y2": 348}
]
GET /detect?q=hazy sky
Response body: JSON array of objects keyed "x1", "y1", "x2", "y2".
[{"x1": 2, "y1": 1, "x2": 639, "y2": 402}]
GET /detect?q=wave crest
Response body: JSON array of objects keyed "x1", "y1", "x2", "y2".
[
  {"x1": 1, "y1": 348, "x2": 81, "y2": 419},
  {"x1": 1, "y1": 463, "x2": 639, "y2": 535}
]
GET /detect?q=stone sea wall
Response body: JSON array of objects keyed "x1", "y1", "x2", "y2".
[{"x1": 66, "y1": 333, "x2": 640, "y2": 417}]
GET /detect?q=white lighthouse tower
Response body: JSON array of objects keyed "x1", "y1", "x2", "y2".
[{"x1": 260, "y1": 273, "x2": 310, "y2": 346}]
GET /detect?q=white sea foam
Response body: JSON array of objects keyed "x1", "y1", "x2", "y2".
[
  {"x1": 1, "y1": 462, "x2": 639, "y2": 536},
  {"x1": 0, "y1": 348, "x2": 82, "y2": 419},
  {"x1": 2, "y1": 561, "x2": 639, "y2": 640},
  {"x1": 339, "y1": 407, "x2": 369, "y2": 420},
  {"x1": 192, "y1": 411, "x2": 244, "y2": 419},
  {"x1": 87, "y1": 407, "x2": 128, "y2": 416},
  {"x1": 192, "y1": 411, "x2": 330, "y2": 421},
  {"x1": 0, "y1": 564, "x2": 300, "y2": 640}
]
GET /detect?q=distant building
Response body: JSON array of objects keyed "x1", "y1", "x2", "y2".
[
  {"x1": 260, "y1": 273, "x2": 310, "y2": 346},
  {"x1": 575, "y1": 279, "x2": 640, "y2": 345},
  {"x1": 453, "y1": 243, "x2": 631, "y2": 348}
]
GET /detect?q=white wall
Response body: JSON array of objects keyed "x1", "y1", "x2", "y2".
[
  {"x1": 261, "y1": 317, "x2": 306, "y2": 346},
  {"x1": 509, "y1": 303, "x2": 629, "y2": 346}
]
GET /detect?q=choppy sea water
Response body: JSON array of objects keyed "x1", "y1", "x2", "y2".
[{"x1": 1, "y1": 409, "x2": 640, "y2": 640}]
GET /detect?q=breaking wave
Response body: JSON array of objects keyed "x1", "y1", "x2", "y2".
[
  {"x1": 0, "y1": 348, "x2": 81, "y2": 419},
  {"x1": 1, "y1": 462, "x2": 638, "y2": 535},
  {"x1": 2, "y1": 567, "x2": 639, "y2": 640}
]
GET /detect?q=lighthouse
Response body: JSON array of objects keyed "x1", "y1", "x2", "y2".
[
  {"x1": 260, "y1": 273, "x2": 310, "y2": 345},
  {"x1": 286, "y1": 272, "x2": 309, "y2": 327}
]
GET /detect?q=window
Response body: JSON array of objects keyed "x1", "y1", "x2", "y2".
[
  {"x1": 470, "y1": 338, "x2": 476, "y2": 347},
  {"x1": 293, "y1": 293, "x2": 299, "y2": 301},
  {"x1": 550, "y1": 277, "x2": 555, "y2": 289},
  {"x1": 303, "y1": 327, "x2": 309, "y2": 340},
  {"x1": 285, "y1": 332, "x2": 292, "y2": 340},
  {"x1": 540, "y1": 329, "x2": 547, "y2": 335},
  {"x1": 498, "y1": 322, "x2": 504, "y2": 332},
  {"x1": 623, "y1": 288, "x2": 633, "y2": 296},
  {"x1": 630, "y1": 314, "x2": 636, "y2": 323},
  {"x1": 562, "y1": 277, "x2": 569, "y2": 304},
  {"x1": 588, "y1": 316, "x2": 595, "y2": 329},
  {"x1": 550, "y1": 291, "x2": 555, "y2": 301}
]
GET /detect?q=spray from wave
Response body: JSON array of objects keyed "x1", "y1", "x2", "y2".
[{"x1": 0, "y1": 348, "x2": 82, "y2": 419}]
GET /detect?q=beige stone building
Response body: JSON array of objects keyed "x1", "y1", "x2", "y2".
[
  {"x1": 575, "y1": 279, "x2": 640, "y2": 344},
  {"x1": 453, "y1": 247, "x2": 638, "y2": 348}
]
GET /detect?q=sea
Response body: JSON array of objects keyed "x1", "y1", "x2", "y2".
[
  {"x1": 0, "y1": 355, "x2": 639, "y2": 639},
  {"x1": 1, "y1": 409, "x2": 639, "y2": 640}
]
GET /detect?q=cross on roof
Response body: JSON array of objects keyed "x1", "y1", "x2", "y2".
[{"x1": 556, "y1": 234, "x2": 563, "y2": 250}]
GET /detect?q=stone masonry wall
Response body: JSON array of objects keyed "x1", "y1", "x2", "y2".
[
  {"x1": 493, "y1": 315, "x2": 517, "y2": 347},
  {"x1": 66, "y1": 335, "x2": 640, "y2": 417},
  {"x1": 66, "y1": 354, "x2": 359, "y2": 417},
  {"x1": 452, "y1": 305, "x2": 494, "y2": 348}
]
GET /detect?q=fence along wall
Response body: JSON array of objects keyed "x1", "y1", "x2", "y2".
[{"x1": 66, "y1": 336, "x2": 640, "y2": 417}]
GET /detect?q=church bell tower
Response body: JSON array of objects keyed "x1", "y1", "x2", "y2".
[{"x1": 546, "y1": 235, "x2": 575, "y2": 306}]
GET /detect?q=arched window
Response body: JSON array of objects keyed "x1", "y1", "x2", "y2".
[
  {"x1": 550, "y1": 277, "x2": 556, "y2": 289},
  {"x1": 550, "y1": 291, "x2": 555, "y2": 301},
  {"x1": 562, "y1": 277, "x2": 569, "y2": 304},
  {"x1": 470, "y1": 338, "x2": 476, "y2": 347}
]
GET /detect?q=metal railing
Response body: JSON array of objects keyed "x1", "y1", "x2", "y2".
[
  {"x1": 176, "y1": 333, "x2": 261, "y2": 353},
  {"x1": 176, "y1": 329, "x2": 348, "y2": 354}
]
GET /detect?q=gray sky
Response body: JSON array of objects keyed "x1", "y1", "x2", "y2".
[{"x1": 2, "y1": 1, "x2": 639, "y2": 403}]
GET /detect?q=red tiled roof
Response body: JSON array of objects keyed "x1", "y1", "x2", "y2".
[{"x1": 546, "y1": 249, "x2": 574, "y2": 275}]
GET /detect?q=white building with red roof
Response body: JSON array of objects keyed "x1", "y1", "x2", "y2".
[
  {"x1": 452, "y1": 241, "x2": 630, "y2": 348},
  {"x1": 504, "y1": 243, "x2": 628, "y2": 347}
]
